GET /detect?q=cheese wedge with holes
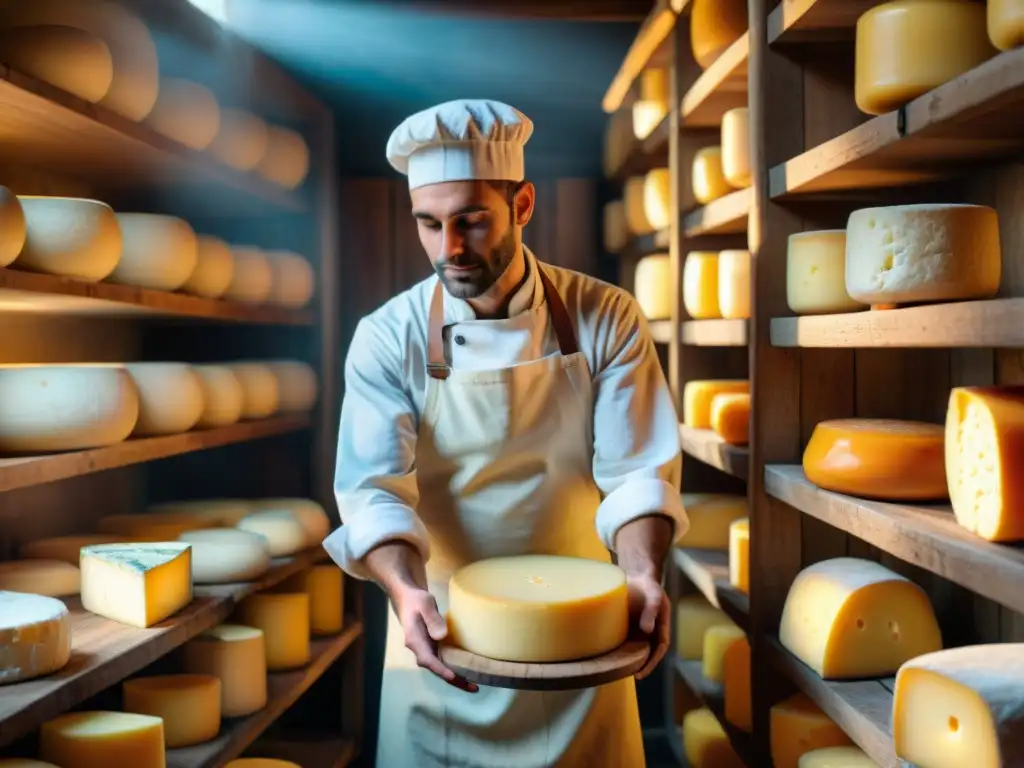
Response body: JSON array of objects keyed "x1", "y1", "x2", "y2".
[
  {"x1": 798, "y1": 746, "x2": 877, "y2": 767},
  {"x1": 988, "y1": 0, "x2": 1024, "y2": 50},
  {"x1": 80, "y1": 542, "x2": 192, "y2": 628},
  {"x1": 683, "y1": 380, "x2": 750, "y2": 430},
  {"x1": 0, "y1": 560, "x2": 79, "y2": 596},
  {"x1": 278, "y1": 565, "x2": 344, "y2": 636},
  {"x1": 0, "y1": 592, "x2": 71, "y2": 686},
  {"x1": 771, "y1": 693, "x2": 854, "y2": 768},
  {"x1": 683, "y1": 251, "x2": 722, "y2": 319},
  {"x1": 182, "y1": 624, "x2": 268, "y2": 717},
  {"x1": 893, "y1": 643, "x2": 1024, "y2": 768},
  {"x1": 0, "y1": 25, "x2": 113, "y2": 103},
  {"x1": 122, "y1": 674, "x2": 221, "y2": 748},
  {"x1": 643, "y1": 168, "x2": 672, "y2": 230},
  {"x1": 110, "y1": 214, "x2": 199, "y2": 291},
  {"x1": 40, "y1": 711, "x2": 165, "y2": 768},
  {"x1": 193, "y1": 365, "x2": 244, "y2": 429},
  {"x1": 634, "y1": 254, "x2": 672, "y2": 320},
  {"x1": 721, "y1": 107, "x2": 751, "y2": 188},
  {"x1": 945, "y1": 386, "x2": 1024, "y2": 542},
  {"x1": 702, "y1": 624, "x2": 745, "y2": 683},
  {"x1": 237, "y1": 510, "x2": 308, "y2": 556},
  {"x1": 20, "y1": 535, "x2": 125, "y2": 565},
  {"x1": 182, "y1": 236, "x2": 234, "y2": 299},
  {"x1": 125, "y1": 363, "x2": 205, "y2": 436},
  {"x1": 675, "y1": 595, "x2": 736, "y2": 660},
  {"x1": 683, "y1": 707, "x2": 745, "y2": 768},
  {"x1": 692, "y1": 147, "x2": 733, "y2": 204},
  {"x1": 236, "y1": 592, "x2": 311, "y2": 670},
  {"x1": 679, "y1": 494, "x2": 748, "y2": 549},
  {"x1": 729, "y1": 518, "x2": 749, "y2": 594},
  {"x1": 724, "y1": 633, "x2": 752, "y2": 732},
  {"x1": 786, "y1": 230, "x2": 864, "y2": 315},
  {"x1": 178, "y1": 528, "x2": 271, "y2": 584},
  {"x1": 779, "y1": 557, "x2": 943, "y2": 679},
  {"x1": 718, "y1": 249, "x2": 751, "y2": 319},
  {"x1": 690, "y1": 0, "x2": 748, "y2": 69},
  {"x1": 711, "y1": 392, "x2": 750, "y2": 446}
]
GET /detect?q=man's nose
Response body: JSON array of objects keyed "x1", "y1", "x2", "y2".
[{"x1": 440, "y1": 222, "x2": 465, "y2": 260}]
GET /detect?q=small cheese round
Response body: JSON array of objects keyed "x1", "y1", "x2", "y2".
[
  {"x1": 258, "y1": 125, "x2": 310, "y2": 189},
  {"x1": 148, "y1": 499, "x2": 253, "y2": 526},
  {"x1": 680, "y1": 494, "x2": 748, "y2": 549},
  {"x1": 252, "y1": 498, "x2": 331, "y2": 546},
  {"x1": 235, "y1": 592, "x2": 311, "y2": 670},
  {"x1": 178, "y1": 528, "x2": 271, "y2": 584},
  {"x1": 623, "y1": 176, "x2": 653, "y2": 235},
  {"x1": 265, "y1": 361, "x2": 318, "y2": 413},
  {"x1": 182, "y1": 624, "x2": 268, "y2": 717},
  {"x1": 855, "y1": 0, "x2": 995, "y2": 115},
  {"x1": 39, "y1": 711, "x2": 165, "y2": 767},
  {"x1": 692, "y1": 146, "x2": 733, "y2": 205},
  {"x1": 603, "y1": 200, "x2": 628, "y2": 253},
  {"x1": 721, "y1": 107, "x2": 751, "y2": 188},
  {"x1": 690, "y1": 0, "x2": 748, "y2": 69},
  {"x1": 192, "y1": 365, "x2": 244, "y2": 429},
  {"x1": 683, "y1": 251, "x2": 722, "y2": 320},
  {"x1": 278, "y1": 565, "x2": 344, "y2": 636},
  {"x1": 122, "y1": 674, "x2": 221, "y2": 748},
  {"x1": 0, "y1": 186, "x2": 26, "y2": 267},
  {"x1": 16, "y1": 197, "x2": 121, "y2": 282},
  {"x1": 718, "y1": 249, "x2": 751, "y2": 320},
  {"x1": 803, "y1": 419, "x2": 948, "y2": 500},
  {"x1": 0, "y1": 365, "x2": 138, "y2": 452},
  {"x1": 266, "y1": 251, "x2": 315, "y2": 308},
  {"x1": 0, "y1": 592, "x2": 71, "y2": 685},
  {"x1": 729, "y1": 518, "x2": 749, "y2": 594},
  {"x1": 643, "y1": 168, "x2": 672, "y2": 231},
  {"x1": 634, "y1": 254, "x2": 672, "y2": 320},
  {"x1": 988, "y1": 0, "x2": 1024, "y2": 50},
  {"x1": 237, "y1": 510, "x2": 307, "y2": 557},
  {"x1": 20, "y1": 535, "x2": 125, "y2": 565},
  {"x1": 224, "y1": 247, "x2": 273, "y2": 304},
  {"x1": 786, "y1": 230, "x2": 864, "y2": 315},
  {"x1": 145, "y1": 78, "x2": 221, "y2": 150},
  {"x1": 124, "y1": 362, "x2": 204, "y2": 436},
  {"x1": 109, "y1": 213, "x2": 199, "y2": 291},
  {"x1": 448, "y1": 555, "x2": 629, "y2": 663},
  {"x1": 181, "y1": 236, "x2": 235, "y2": 299},
  {"x1": 0, "y1": 560, "x2": 79, "y2": 597},
  {"x1": 228, "y1": 363, "x2": 280, "y2": 419},
  {"x1": 208, "y1": 108, "x2": 270, "y2": 171},
  {"x1": 0, "y1": 25, "x2": 112, "y2": 103}
]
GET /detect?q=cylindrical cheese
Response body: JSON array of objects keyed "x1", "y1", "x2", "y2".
[
  {"x1": 224, "y1": 247, "x2": 273, "y2": 303},
  {"x1": 718, "y1": 249, "x2": 751, "y2": 320},
  {"x1": 643, "y1": 168, "x2": 672, "y2": 230},
  {"x1": 227, "y1": 363, "x2": 280, "y2": 419},
  {"x1": 692, "y1": 147, "x2": 733, "y2": 205},
  {"x1": 124, "y1": 362, "x2": 204, "y2": 436},
  {"x1": 208, "y1": 108, "x2": 270, "y2": 171},
  {"x1": 702, "y1": 624, "x2": 746, "y2": 683},
  {"x1": 257, "y1": 126, "x2": 311, "y2": 189},
  {"x1": 729, "y1": 518, "x2": 749, "y2": 594},
  {"x1": 109, "y1": 213, "x2": 198, "y2": 291},
  {"x1": 989, "y1": 0, "x2": 1024, "y2": 50},
  {"x1": 845, "y1": 204, "x2": 1001, "y2": 306},
  {"x1": 0, "y1": 560, "x2": 79, "y2": 597},
  {"x1": 690, "y1": 0, "x2": 748, "y2": 69},
  {"x1": 181, "y1": 236, "x2": 234, "y2": 299},
  {"x1": 278, "y1": 565, "x2": 344, "y2": 636},
  {"x1": 149, "y1": 499, "x2": 254, "y2": 527},
  {"x1": 145, "y1": 78, "x2": 221, "y2": 150},
  {"x1": 266, "y1": 251, "x2": 315, "y2": 309},
  {"x1": 0, "y1": 365, "x2": 138, "y2": 452},
  {"x1": 16, "y1": 197, "x2": 121, "y2": 282},
  {"x1": 39, "y1": 711, "x2": 165, "y2": 768},
  {"x1": 448, "y1": 555, "x2": 629, "y2": 663},
  {"x1": 683, "y1": 251, "x2": 722, "y2": 320},
  {"x1": 178, "y1": 528, "x2": 271, "y2": 584},
  {"x1": 603, "y1": 200, "x2": 628, "y2": 253},
  {"x1": 192, "y1": 365, "x2": 244, "y2": 429},
  {"x1": 711, "y1": 392, "x2": 750, "y2": 446},
  {"x1": 264, "y1": 361, "x2": 317, "y2": 413},
  {"x1": 20, "y1": 535, "x2": 125, "y2": 565},
  {"x1": 0, "y1": 25, "x2": 113, "y2": 103},
  {"x1": 0, "y1": 591, "x2": 71, "y2": 685},
  {"x1": 679, "y1": 494, "x2": 748, "y2": 549},
  {"x1": 632, "y1": 99, "x2": 668, "y2": 140},
  {"x1": 786, "y1": 230, "x2": 864, "y2": 315},
  {"x1": 634, "y1": 254, "x2": 672, "y2": 321},
  {"x1": 683, "y1": 706, "x2": 743, "y2": 767},
  {"x1": 0, "y1": 186, "x2": 26, "y2": 268},
  {"x1": 182, "y1": 624, "x2": 268, "y2": 717},
  {"x1": 624, "y1": 176, "x2": 653, "y2": 235},
  {"x1": 683, "y1": 380, "x2": 750, "y2": 429},
  {"x1": 237, "y1": 510, "x2": 308, "y2": 557},
  {"x1": 251, "y1": 498, "x2": 331, "y2": 546},
  {"x1": 235, "y1": 593, "x2": 311, "y2": 671},
  {"x1": 122, "y1": 674, "x2": 221, "y2": 748},
  {"x1": 855, "y1": 0, "x2": 996, "y2": 115},
  {"x1": 675, "y1": 594, "x2": 735, "y2": 659},
  {"x1": 721, "y1": 107, "x2": 751, "y2": 188}
]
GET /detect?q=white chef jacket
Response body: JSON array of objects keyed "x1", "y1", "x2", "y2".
[{"x1": 331, "y1": 248, "x2": 685, "y2": 579}]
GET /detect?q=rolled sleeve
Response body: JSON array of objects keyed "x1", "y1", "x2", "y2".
[
  {"x1": 591, "y1": 296, "x2": 687, "y2": 551},
  {"x1": 322, "y1": 317, "x2": 430, "y2": 580}
]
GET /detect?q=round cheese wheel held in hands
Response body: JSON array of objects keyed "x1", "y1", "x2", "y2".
[{"x1": 15, "y1": 197, "x2": 121, "y2": 282}]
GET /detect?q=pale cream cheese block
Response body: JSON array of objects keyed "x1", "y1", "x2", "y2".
[
  {"x1": 0, "y1": 25, "x2": 113, "y2": 103},
  {"x1": 39, "y1": 711, "x2": 165, "y2": 768},
  {"x1": 721, "y1": 107, "x2": 751, "y2": 188},
  {"x1": 845, "y1": 204, "x2": 1002, "y2": 305},
  {"x1": 236, "y1": 509, "x2": 308, "y2": 557},
  {"x1": 787, "y1": 230, "x2": 865, "y2": 315},
  {"x1": 692, "y1": 146, "x2": 733, "y2": 205},
  {"x1": 20, "y1": 534, "x2": 125, "y2": 565},
  {"x1": 124, "y1": 362, "x2": 204, "y2": 436},
  {"x1": 447, "y1": 555, "x2": 630, "y2": 663},
  {"x1": 122, "y1": 673, "x2": 221, "y2": 748},
  {"x1": 257, "y1": 125, "x2": 310, "y2": 189},
  {"x1": 208, "y1": 108, "x2": 270, "y2": 171},
  {"x1": 624, "y1": 175, "x2": 654, "y2": 235},
  {"x1": 252, "y1": 497, "x2": 331, "y2": 545},
  {"x1": 235, "y1": 592, "x2": 310, "y2": 670},
  {"x1": 634, "y1": 254, "x2": 672, "y2": 320},
  {"x1": 0, "y1": 560, "x2": 79, "y2": 596},
  {"x1": 192, "y1": 365, "x2": 244, "y2": 428},
  {"x1": 145, "y1": 78, "x2": 221, "y2": 150},
  {"x1": 265, "y1": 360, "x2": 318, "y2": 413},
  {"x1": 0, "y1": 591, "x2": 71, "y2": 686},
  {"x1": 227, "y1": 362, "x2": 280, "y2": 419},
  {"x1": 149, "y1": 498, "x2": 254, "y2": 527},
  {"x1": 0, "y1": 365, "x2": 139, "y2": 452},
  {"x1": 643, "y1": 168, "x2": 672, "y2": 230},
  {"x1": 224, "y1": 247, "x2": 273, "y2": 303},
  {"x1": 16, "y1": 197, "x2": 122, "y2": 282},
  {"x1": 178, "y1": 528, "x2": 271, "y2": 584},
  {"x1": 265, "y1": 250, "x2": 315, "y2": 308},
  {"x1": 603, "y1": 199, "x2": 628, "y2": 253},
  {"x1": 719, "y1": 249, "x2": 751, "y2": 319},
  {"x1": 893, "y1": 643, "x2": 1024, "y2": 768},
  {"x1": 109, "y1": 213, "x2": 198, "y2": 291},
  {"x1": 0, "y1": 186, "x2": 26, "y2": 267},
  {"x1": 181, "y1": 235, "x2": 235, "y2": 299},
  {"x1": 277, "y1": 565, "x2": 344, "y2": 636},
  {"x1": 181, "y1": 624, "x2": 268, "y2": 717}
]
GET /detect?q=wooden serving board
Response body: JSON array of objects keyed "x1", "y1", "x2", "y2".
[{"x1": 438, "y1": 641, "x2": 651, "y2": 691}]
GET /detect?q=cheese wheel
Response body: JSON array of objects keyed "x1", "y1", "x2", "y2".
[
  {"x1": 683, "y1": 380, "x2": 749, "y2": 430},
  {"x1": 632, "y1": 98, "x2": 668, "y2": 140},
  {"x1": 0, "y1": 365, "x2": 138, "y2": 452},
  {"x1": 634, "y1": 254, "x2": 672, "y2": 320},
  {"x1": 448, "y1": 555, "x2": 629, "y2": 663},
  {"x1": 124, "y1": 362, "x2": 204, "y2": 436},
  {"x1": 122, "y1": 673, "x2": 221, "y2": 748},
  {"x1": 786, "y1": 230, "x2": 864, "y2": 315},
  {"x1": 227, "y1": 363, "x2": 280, "y2": 419},
  {"x1": 623, "y1": 176, "x2": 653, "y2": 235},
  {"x1": 208, "y1": 108, "x2": 270, "y2": 170},
  {"x1": 640, "y1": 68, "x2": 668, "y2": 101},
  {"x1": 798, "y1": 747, "x2": 876, "y2": 767},
  {"x1": 893, "y1": 644, "x2": 1024, "y2": 768},
  {"x1": 96, "y1": 512, "x2": 215, "y2": 539},
  {"x1": 0, "y1": 760, "x2": 60, "y2": 767},
  {"x1": 989, "y1": 0, "x2": 1024, "y2": 50},
  {"x1": 39, "y1": 711, "x2": 165, "y2": 768},
  {"x1": 0, "y1": 186, "x2": 26, "y2": 267},
  {"x1": 225, "y1": 761, "x2": 301, "y2": 768},
  {"x1": 0, "y1": 25, "x2": 112, "y2": 103},
  {"x1": 702, "y1": 624, "x2": 746, "y2": 683},
  {"x1": 721, "y1": 107, "x2": 751, "y2": 188},
  {"x1": 237, "y1": 509, "x2": 308, "y2": 556},
  {"x1": 16, "y1": 197, "x2": 121, "y2": 282},
  {"x1": 683, "y1": 707, "x2": 744, "y2": 768},
  {"x1": 711, "y1": 392, "x2": 750, "y2": 446},
  {"x1": 110, "y1": 213, "x2": 198, "y2": 291},
  {"x1": 718, "y1": 249, "x2": 751, "y2": 320},
  {"x1": 855, "y1": 0, "x2": 995, "y2": 115},
  {"x1": 178, "y1": 528, "x2": 272, "y2": 584},
  {"x1": 780, "y1": 557, "x2": 943, "y2": 679},
  {"x1": 192, "y1": 365, "x2": 244, "y2": 429},
  {"x1": 20, "y1": 534, "x2": 125, "y2": 565},
  {"x1": 803, "y1": 418, "x2": 948, "y2": 500},
  {"x1": 723, "y1": 630, "x2": 752, "y2": 732},
  {"x1": 692, "y1": 147, "x2": 733, "y2": 204},
  {"x1": 846, "y1": 204, "x2": 1001, "y2": 306},
  {"x1": 251, "y1": 498, "x2": 331, "y2": 545},
  {"x1": 679, "y1": 494, "x2": 748, "y2": 549},
  {"x1": 235, "y1": 592, "x2": 311, "y2": 670},
  {"x1": 182, "y1": 624, "x2": 268, "y2": 717},
  {"x1": 264, "y1": 360, "x2": 317, "y2": 413},
  {"x1": 278, "y1": 565, "x2": 344, "y2": 636},
  {"x1": 145, "y1": 78, "x2": 221, "y2": 150},
  {"x1": 643, "y1": 168, "x2": 672, "y2": 230},
  {"x1": 690, "y1": 0, "x2": 748, "y2": 69},
  {"x1": 674, "y1": 594, "x2": 736, "y2": 659},
  {"x1": 266, "y1": 250, "x2": 315, "y2": 308},
  {"x1": 729, "y1": 518, "x2": 749, "y2": 594},
  {"x1": 0, "y1": 591, "x2": 71, "y2": 685},
  {"x1": 603, "y1": 199, "x2": 628, "y2": 253},
  {"x1": 683, "y1": 251, "x2": 722, "y2": 319},
  {"x1": 182, "y1": 236, "x2": 234, "y2": 298},
  {"x1": 225, "y1": 247, "x2": 273, "y2": 303},
  {"x1": 148, "y1": 499, "x2": 253, "y2": 527},
  {"x1": 0, "y1": 560, "x2": 79, "y2": 596},
  {"x1": 258, "y1": 126, "x2": 310, "y2": 189},
  {"x1": 771, "y1": 694, "x2": 854, "y2": 768}
]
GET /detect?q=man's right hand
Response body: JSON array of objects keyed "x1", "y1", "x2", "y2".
[{"x1": 393, "y1": 584, "x2": 478, "y2": 693}]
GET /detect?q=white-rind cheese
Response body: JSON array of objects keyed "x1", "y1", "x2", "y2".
[
  {"x1": 182, "y1": 236, "x2": 235, "y2": 299},
  {"x1": 145, "y1": 78, "x2": 221, "y2": 150},
  {"x1": 251, "y1": 498, "x2": 331, "y2": 545},
  {"x1": 16, "y1": 197, "x2": 121, "y2": 282},
  {"x1": 0, "y1": 25, "x2": 113, "y2": 103},
  {"x1": 124, "y1": 363, "x2": 205, "y2": 436},
  {"x1": 192, "y1": 365, "x2": 244, "y2": 429},
  {"x1": 110, "y1": 213, "x2": 199, "y2": 292},
  {"x1": 0, "y1": 591, "x2": 72, "y2": 686},
  {"x1": 237, "y1": 509, "x2": 308, "y2": 556},
  {"x1": 178, "y1": 528, "x2": 271, "y2": 584}
]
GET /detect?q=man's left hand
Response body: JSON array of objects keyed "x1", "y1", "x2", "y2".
[{"x1": 627, "y1": 571, "x2": 670, "y2": 680}]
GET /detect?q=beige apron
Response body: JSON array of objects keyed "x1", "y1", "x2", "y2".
[{"x1": 376, "y1": 267, "x2": 645, "y2": 768}]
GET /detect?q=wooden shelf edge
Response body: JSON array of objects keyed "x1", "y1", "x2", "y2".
[
  {"x1": 679, "y1": 424, "x2": 749, "y2": 481},
  {"x1": 0, "y1": 414, "x2": 312, "y2": 494},
  {"x1": 766, "y1": 0, "x2": 879, "y2": 44},
  {"x1": 764, "y1": 465, "x2": 1024, "y2": 616},
  {"x1": 617, "y1": 227, "x2": 671, "y2": 258},
  {"x1": 673, "y1": 657, "x2": 756, "y2": 766},
  {"x1": 682, "y1": 187, "x2": 752, "y2": 237},
  {"x1": 648, "y1": 319, "x2": 677, "y2": 345},
  {"x1": 682, "y1": 319, "x2": 749, "y2": 346},
  {"x1": 672, "y1": 548, "x2": 750, "y2": 630},
  {"x1": 602, "y1": 1, "x2": 677, "y2": 113},
  {"x1": 680, "y1": 32, "x2": 750, "y2": 128}
]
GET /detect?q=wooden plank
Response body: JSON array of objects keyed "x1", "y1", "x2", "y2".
[
  {"x1": 682, "y1": 319, "x2": 748, "y2": 346},
  {"x1": 681, "y1": 33, "x2": 749, "y2": 128},
  {"x1": 771, "y1": 298, "x2": 1024, "y2": 348},
  {"x1": 682, "y1": 188, "x2": 752, "y2": 237},
  {"x1": 648, "y1": 320, "x2": 678, "y2": 345},
  {"x1": 767, "y1": 0, "x2": 879, "y2": 44},
  {"x1": 765, "y1": 465, "x2": 1024, "y2": 616},
  {"x1": 674, "y1": 657, "x2": 756, "y2": 765},
  {"x1": 167, "y1": 622, "x2": 364, "y2": 768},
  {"x1": 0, "y1": 414, "x2": 310, "y2": 493},
  {"x1": 602, "y1": 1, "x2": 677, "y2": 113},
  {"x1": 679, "y1": 424, "x2": 749, "y2": 480},
  {"x1": 619, "y1": 228, "x2": 672, "y2": 257},
  {"x1": 0, "y1": 548, "x2": 331, "y2": 748},
  {"x1": 672, "y1": 548, "x2": 750, "y2": 630}
]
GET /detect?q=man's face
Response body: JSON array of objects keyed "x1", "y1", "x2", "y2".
[{"x1": 410, "y1": 180, "x2": 528, "y2": 299}]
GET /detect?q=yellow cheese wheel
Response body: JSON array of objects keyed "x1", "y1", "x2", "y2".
[
  {"x1": 798, "y1": 746, "x2": 877, "y2": 767},
  {"x1": 632, "y1": 98, "x2": 668, "y2": 140},
  {"x1": 0, "y1": 25, "x2": 112, "y2": 103},
  {"x1": 855, "y1": 0, "x2": 996, "y2": 115},
  {"x1": 448, "y1": 555, "x2": 629, "y2": 663},
  {"x1": 251, "y1": 498, "x2": 331, "y2": 545},
  {"x1": 683, "y1": 379, "x2": 749, "y2": 430},
  {"x1": 721, "y1": 107, "x2": 751, "y2": 188},
  {"x1": 0, "y1": 186, "x2": 26, "y2": 268},
  {"x1": 702, "y1": 624, "x2": 745, "y2": 683},
  {"x1": 603, "y1": 199, "x2": 628, "y2": 253},
  {"x1": 225, "y1": 247, "x2": 273, "y2": 303},
  {"x1": 679, "y1": 493, "x2": 748, "y2": 549},
  {"x1": 20, "y1": 534, "x2": 125, "y2": 565},
  {"x1": 804, "y1": 418, "x2": 947, "y2": 500},
  {"x1": 237, "y1": 510, "x2": 308, "y2": 557},
  {"x1": 278, "y1": 565, "x2": 344, "y2": 636},
  {"x1": 208, "y1": 108, "x2": 270, "y2": 171},
  {"x1": 96, "y1": 512, "x2": 215, "y2": 541},
  {"x1": 711, "y1": 392, "x2": 750, "y2": 446},
  {"x1": 692, "y1": 146, "x2": 733, "y2": 204},
  {"x1": 125, "y1": 362, "x2": 205, "y2": 436},
  {"x1": 122, "y1": 673, "x2": 221, "y2": 748},
  {"x1": 634, "y1": 254, "x2": 672, "y2": 320},
  {"x1": 683, "y1": 707, "x2": 744, "y2": 767},
  {"x1": 182, "y1": 624, "x2": 268, "y2": 717},
  {"x1": 236, "y1": 592, "x2": 311, "y2": 671},
  {"x1": 178, "y1": 528, "x2": 271, "y2": 584},
  {"x1": 0, "y1": 591, "x2": 71, "y2": 686},
  {"x1": 989, "y1": 0, "x2": 1024, "y2": 50},
  {"x1": 145, "y1": 78, "x2": 221, "y2": 150},
  {"x1": 724, "y1": 633, "x2": 752, "y2": 732},
  {"x1": 786, "y1": 230, "x2": 864, "y2": 315},
  {"x1": 729, "y1": 518, "x2": 749, "y2": 594},
  {"x1": 258, "y1": 126, "x2": 310, "y2": 189},
  {"x1": 266, "y1": 251, "x2": 315, "y2": 308},
  {"x1": 683, "y1": 251, "x2": 722, "y2": 319},
  {"x1": 674, "y1": 594, "x2": 735, "y2": 659},
  {"x1": 227, "y1": 363, "x2": 280, "y2": 418},
  {"x1": 16, "y1": 197, "x2": 121, "y2": 282},
  {"x1": 0, "y1": 560, "x2": 79, "y2": 597},
  {"x1": 771, "y1": 694, "x2": 854, "y2": 768},
  {"x1": 0, "y1": 365, "x2": 138, "y2": 452},
  {"x1": 690, "y1": 0, "x2": 748, "y2": 69},
  {"x1": 642, "y1": 168, "x2": 672, "y2": 230},
  {"x1": 623, "y1": 175, "x2": 653, "y2": 235},
  {"x1": 265, "y1": 360, "x2": 319, "y2": 413},
  {"x1": 718, "y1": 249, "x2": 750, "y2": 320},
  {"x1": 182, "y1": 236, "x2": 235, "y2": 299},
  {"x1": 110, "y1": 213, "x2": 199, "y2": 291},
  {"x1": 639, "y1": 67, "x2": 669, "y2": 101},
  {"x1": 192, "y1": 365, "x2": 245, "y2": 429},
  {"x1": 39, "y1": 711, "x2": 165, "y2": 768}
]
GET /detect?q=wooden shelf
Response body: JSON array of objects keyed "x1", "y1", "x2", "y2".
[
  {"x1": 0, "y1": 414, "x2": 311, "y2": 494},
  {"x1": 167, "y1": 622, "x2": 364, "y2": 768},
  {"x1": 769, "y1": 48, "x2": 1024, "y2": 198},
  {"x1": 672, "y1": 548, "x2": 749, "y2": 630},
  {"x1": 770, "y1": 298, "x2": 1024, "y2": 348},
  {"x1": 765, "y1": 465, "x2": 1024, "y2": 616},
  {"x1": 679, "y1": 424, "x2": 749, "y2": 481},
  {"x1": 674, "y1": 658, "x2": 755, "y2": 766},
  {"x1": 642, "y1": 114, "x2": 672, "y2": 155},
  {"x1": 0, "y1": 268, "x2": 315, "y2": 325},
  {"x1": 681, "y1": 33, "x2": 749, "y2": 128},
  {"x1": 648, "y1": 320, "x2": 677, "y2": 345},
  {"x1": 602, "y1": 0, "x2": 677, "y2": 113},
  {"x1": 619, "y1": 227, "x2": 671, "y2": 258},
  {"x1": 766, "y1": 639, "x2": 898, "y2": 768},
  {"x1": 683, "y1": 319, "x2": 748, "y2": 346},
  {"x1": 767, "y1": 0, "x2": 879, "y2": 44},
  {"x1": 0, "y1": 548, "x2": 331, "y2": 749},
  {"x1": 682, "y1": 187, "x2": 752, "y2": 237},
  {"x1": 248, "y1": 737, "x2": 355, "y2": 768}
]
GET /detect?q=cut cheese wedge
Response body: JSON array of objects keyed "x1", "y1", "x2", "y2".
[
  {"x1": 182, "y1": 236, "x2": 235, "y2": 299},
  {"x1": 237, "y1": 509, "x2": 308, "y2": 557},
  {"x1": 702, "y1": 624, "x2": 745, "y2": 683},
  {"x1": 0, "y1": 25, "x2": 113, "y2": 103},
  {"x1": 893, "y1": 643, "x2": 1024, "y2": 768},
  {"x1": 0, "y1": 560, "x2": 79, "y2": 597},
  {"x1": 16, "y1": 197, "x2": 121, "y2": 282},
  {"x1": 679, "y1": 494, "x2": 748, "y2": 549},
  {"x1": 0, "y1": 591, "x2": 71, "y2": 686},
  {"x1": 39, "y1": 711, "x2": 165, "y2": 768},
  {"x1": 771, "y1": 693, "x2": 854, "y2": 768},
  {"x1": 682, "y1": 707, "x2": 744, "y2": 768},
  {"x1": 182, "y1": 624, "x2": 268, "y2": 717},
  {"x1": 798, "y1": 746, "x2": 877, "y2": 767},
  {"x1": 724, "y1": 633, "x2": 752, "y2": 732},
  {"x1": 729, "y1": 518, "x2": 749, "y2": 594},
  {"x1": 178, "y1": 528, "x2": 271, "y2": 584},
  {"x1": 20, "y1": 535, "x2": 125, "y2": 565},
  {"x1": 683, "y1": 380, "x2": 750, "y2": 430},
  {"x1": 125, "y1": 363, "x2": 205, "y2": 436},
  {"x1": 236, "y1": 592, "x2": 311, "y2": 671},
  {"x1": 779, "y1": 557, "x2": 942, "y2": 679},
  {"x1": 711, "y1": 392, "x2": 750, "y2": 446},
  {"x1": 447, "y1": 555, "x2": 629, "y2": 663},
  {"x1": 145, "y1": 78, "x2": 221, "y2": 150},
  {"x1": 674, "y1": 594, "x2": 736, "y2": 660},
  {"x1": 123, "y1": 673, "x2": 221, "y2": 748},
  {"x1": 683, "y1": 251, "x2": 722, "y2": 319}
]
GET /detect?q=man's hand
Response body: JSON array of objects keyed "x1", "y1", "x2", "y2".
[
  {"x1": 627, "y1": 572, "x2": 670, "y2": 679},
  {"x1": 392, "y1": 583, "x2": 478, "y2": 693}
]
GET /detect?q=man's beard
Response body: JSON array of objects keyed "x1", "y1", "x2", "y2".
[{"x1": 435, "y1": 228, "x2": 517, "y2": 299}]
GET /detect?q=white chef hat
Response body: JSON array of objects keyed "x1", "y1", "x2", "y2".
[{"x1": 386, "y1": 99, "x2": 534, "y2": 190}]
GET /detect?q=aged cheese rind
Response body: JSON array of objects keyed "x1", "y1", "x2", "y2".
[
  {"x1": 0, "y1": 25, "x2": 113, "y2": 103},
  {"x1": 193, "y1": 365, "x2": 245, "y2": 429},
  {"x1": 182, "y1": 236, "x2": 235, "y2": 299},
  {"x1": 603, "y1": 200, "x2": 628, "y2": 253},
  {"x1": 0, "y1": 560, "x2": 79, "y2": 597},
  {"x1": 124, "y1": 363, "x2": 205, "y2": 436},
  {"x1": 0, "y1": 591, "x2": 71, "y2": 686},
  {"x1": 39, "y1": 711, "x2": 165, "y2": 768},
  {"x1": 110, "y1": 214, "x2": 199, "y2": 291},
  {"x1": 236, "y1": 592, "x2": 311, "y2": 671},
  {"x1": 182, "y1": 624, "x2": 268, "y2": 717},
  {"x1": 237, "y1": 510, "x2": 308, "y2": 557},
  {"x1": 178, "y1": 528, "x2": 271, "y2": 584},
  {"x1": 278, "y1": 565, "x2": 344, "y2": 636},
  {"x1": 251, "y1": 498, "x2": 331, "y2": 545},
  {"x1": 771, "y1": 693, "x2": 854, "y2": 768},
  {"x1": 16, "y1": 197, "x2": 121, "y2": 282},
  {"x1": 122, "y1": 673, "x2": 221, "y2": 748}
]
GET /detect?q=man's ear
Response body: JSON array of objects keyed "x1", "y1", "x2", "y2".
[{"x1": 512, "y1": 181, "x2": 536, "y2": 228}]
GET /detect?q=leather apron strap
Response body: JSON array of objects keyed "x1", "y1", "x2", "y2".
[{"x1": 427, "y1": 267, "x2": 579, "y2": 380}]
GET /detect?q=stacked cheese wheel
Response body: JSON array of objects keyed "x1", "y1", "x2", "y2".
[
  {"x1": 631, "y1": 68, "x2": 668, "y2": 141},
  {"x1": 674, "y1": 492, "x2": 749, "y2": 593},
  {"x1": 683, "y1": 379, "x2": 751, "y2": 447}
]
